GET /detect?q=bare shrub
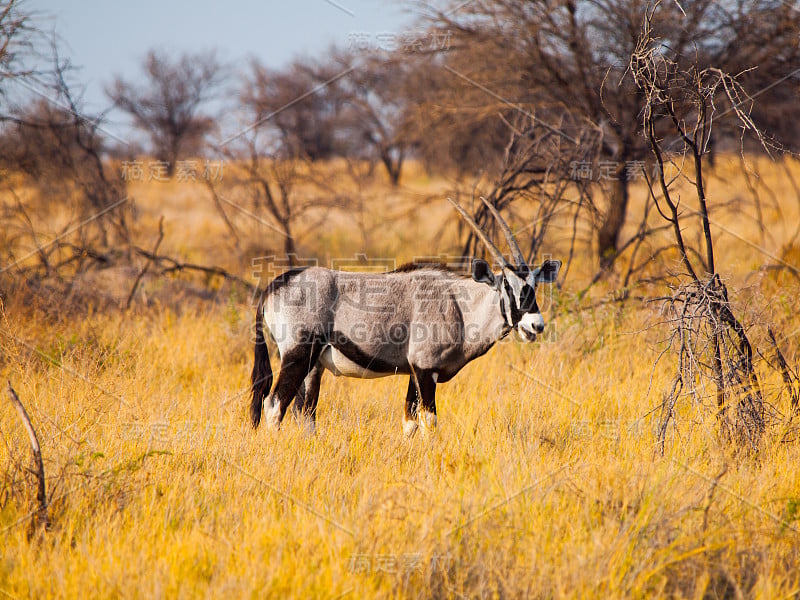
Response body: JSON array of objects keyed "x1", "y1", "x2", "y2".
[
  {"x1": 628, "y1": 7, "x2": 796, "y2": 453},
  {"x1": 108, "y1": 49, "x2": 224, "y2": 175},
  {"x1": 0, "y1": 57, "x2": 130, "y2": 284}
]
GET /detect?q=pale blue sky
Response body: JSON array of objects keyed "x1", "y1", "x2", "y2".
[{"x1": 29, "y1": 0, "x2": 421, "y2": 136}]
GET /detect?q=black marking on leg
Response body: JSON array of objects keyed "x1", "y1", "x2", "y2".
[
  {"x1": 405, "y1": 376, "x2": 419, "y2": 422},
  {"x1": 297, "y1": 363, "x2": 324, "y2": 422},
  {"x1": 416, "y1": 369, "x2": 437, "y2": 417},
  {"x1": 270, "y1": 336, "x2": 325, "y2": 424}
]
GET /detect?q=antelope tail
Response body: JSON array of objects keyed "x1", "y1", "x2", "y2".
[{"x1": 250, "y1": 300, "x2": 273, "y2": 428}]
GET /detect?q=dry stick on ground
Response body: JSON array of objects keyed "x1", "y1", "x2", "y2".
[
  {"x1": 6, "y1": 382, "x2": 48, "y2": 531},
  {"x1": 126, "y1": 216, "x2": 164, "y2": 309}
]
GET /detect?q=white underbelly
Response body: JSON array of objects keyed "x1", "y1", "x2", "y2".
[{"x1": 319, "y1": 346, "x2": 389, "y2": 379}]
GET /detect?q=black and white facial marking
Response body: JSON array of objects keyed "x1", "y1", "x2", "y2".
[{"x1": 471, "y1": 258, "x2": 561, "y2": 341}]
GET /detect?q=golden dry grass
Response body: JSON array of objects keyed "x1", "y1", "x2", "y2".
[{"x1": 1, "y1": 155, "x2": 800, "y2": 598}]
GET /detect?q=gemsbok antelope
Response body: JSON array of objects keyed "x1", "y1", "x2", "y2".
[{"x1": 250, "y1": 198, "x2": 561, "y2": 435}]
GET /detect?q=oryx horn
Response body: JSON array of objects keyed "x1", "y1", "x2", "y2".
[
  {"x1": 480, "y1": 196, "x2": 526, "y2": 267},
  {"x1": 448, "y1": 197, "x2": 509, "y2": 268}
]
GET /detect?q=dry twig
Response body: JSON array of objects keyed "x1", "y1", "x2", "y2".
[
  {"x1": 6, "y1": 381, "x2": 48, "y2": 531},
  {"x1": 126, "y1": 216, "x2": 164, "y2": 309}
]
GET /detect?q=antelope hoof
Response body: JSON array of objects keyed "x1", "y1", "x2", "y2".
[
  {"x1": 403, "y1": 418, "x2": 419, "y2": 438},
  {"x1": 419, "y1": 410, "x2": 437, "y2": 435}
]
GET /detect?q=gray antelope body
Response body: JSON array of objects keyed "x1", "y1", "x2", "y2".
[{"x1": 251, "y1": 199, "x2": 561, "y2": 435}]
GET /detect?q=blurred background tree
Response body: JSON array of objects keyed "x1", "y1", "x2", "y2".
[{"x1": 107, "y1": 49, "x2": 225, "y2": 175}]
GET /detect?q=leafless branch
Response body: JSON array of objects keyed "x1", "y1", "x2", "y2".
[
  {"x1": 632, "y1": 9, "x2": 773, "y2": 452},
  {"x1": 126, "y1": 216, "x2": 164, "y2": 309},
  {"x1": 6, "y1": 382, "x2": 48, "y2": 532}
]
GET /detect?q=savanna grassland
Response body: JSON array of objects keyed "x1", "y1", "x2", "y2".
[{"x1": 2, "y1": 156, "x2": 800, "y2": 598}]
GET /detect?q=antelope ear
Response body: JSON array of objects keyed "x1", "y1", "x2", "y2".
[
  {"x1": 534, "y1": 259, "x2": 561, "y2": 283},
  {"x1": 471, "y1": 259, "x2": 496, "y2": 286}
]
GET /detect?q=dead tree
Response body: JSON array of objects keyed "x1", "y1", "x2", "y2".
[
  {"x1": 108, "y1": 49, "x2": 223, "y2": 175},
  {"x1": 630, "y1": 9, "x2": 771, "y2": 453}
]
